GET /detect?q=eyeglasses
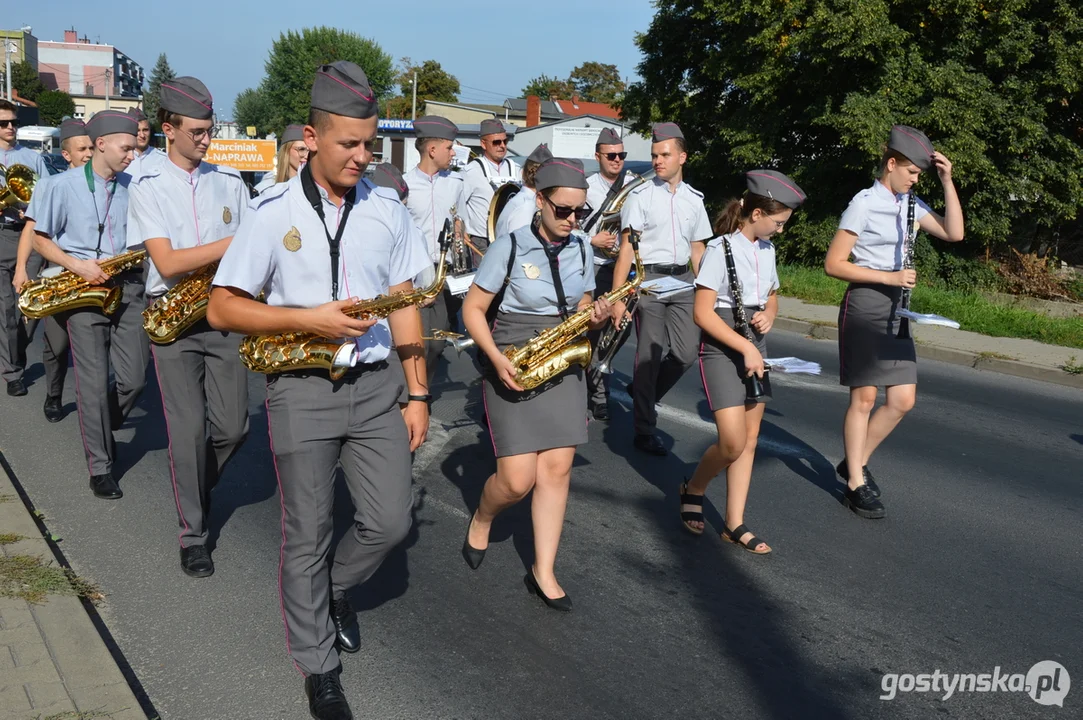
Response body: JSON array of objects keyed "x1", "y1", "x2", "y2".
[
  {"x1": 601, "y1": 152, "x2": 627, "y2": 161},
  {"x1": 489, "y1": 138, "x2": 508, "y2": 147},
  {"x1": 545, "y1": 197, "x2": 593, "y2": 221},
  {"x1": 179, "y1": 126, "x2": 216, "y2": 143},
  {"x1": 764, "y1": 216, "x2": 787, "y2": 230},
  {"x1": 0, "y1": 120, "x2": 18, "y2": 129}
]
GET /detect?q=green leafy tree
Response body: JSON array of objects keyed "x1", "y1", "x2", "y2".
[
  {"x1": 144, "y1": 53, "x2": 176, "y2": 124},
  {"x1": 521, "y1": 74, "x2": 574, "y2": 100},
  {"x1": 259, "y1": 27, "x2": 394, "y2": 136},
  {"x1": 622, "y1": 0, "x2": 1083, "y2": 265},
  {"x1": 233, "y1": 87, "x2": 273, "y2": 137},
  {"x1": 11, "y1": 61, "x2": 44, "y2": 102},
  {"x1": 569, "y1": 61, "x2": 625, "y2": 105},
  {"x1": 37, "y1": 90, "x2": 75, "y2": 126},
  {"x1": 382, "y1": 57, "x2": 460, "y2": 119}
]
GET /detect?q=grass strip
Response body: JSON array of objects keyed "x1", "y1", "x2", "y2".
[{"x1": 0, "y1": 555, "x2": 104, "y2": 605}]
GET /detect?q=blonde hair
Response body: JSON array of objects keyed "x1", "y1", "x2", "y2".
[{"x1": 275, "y1": 141, "x2": 303, "y2": 184}]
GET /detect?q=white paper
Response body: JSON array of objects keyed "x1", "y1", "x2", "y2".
[
  {"x1": 445, "y1": 273, "x2": 475, "y2": 297},
  {"x1": 594, "y1": 255, "x2": 615, "y2": 266},
  {"x1": 897, "y1": 309, "x2": 960, "y2": 329},
  {"x1": 764, "y1": 357, "x2": 822, "y2": 375},
  {"x1": 640, "y1": 276, "x2": 694, "y2": 297}
]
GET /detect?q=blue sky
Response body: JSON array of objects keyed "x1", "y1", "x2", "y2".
[{"x1": 20, "y1": 1, "x2": 657, "y2": 120}]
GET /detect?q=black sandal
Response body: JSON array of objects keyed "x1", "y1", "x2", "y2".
[
  {"x1": 679, "y1": 482, "x2": 705, "y2": 536},
  {"x1": 721, "y1": 524, "x2": 772, "y2": 555}
]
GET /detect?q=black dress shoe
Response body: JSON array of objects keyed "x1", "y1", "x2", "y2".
[
  {"x1": 180, "y1": 545, "x2": 214, "y2": 578},
  {"x1": 836, "y1": 460, "x2": 880, "y2": 499},
  {"x1": 634, "y1": 433, "x2": 667, "y2": 456},
  {"x1": 461, "y1": 513, "x2": 486, "y2": 570},
  {"x1": 524, "y1": 570, "x2": 572, "y2": 612},
  {"x1": 330, "y1": 595, "x2": 360, "y2": 653},
  {"x1": 844, "y1": 484, "x2": 886, "y2": 519},
  {"x1": 591, "y1": 403, "x2": 610, "y2": 421},
  {"x1": 305, "y1": 668, "x2": 353, "y2": 720},
  {"x1": 89, "y1": 472, "x2": 122, "y2": 500},
  {"x1": 6, "y1": 379, "x2": 27, "y2": 397},
  {"x1": 43, "y1": 396, "x2": 64, "y2": 423}
]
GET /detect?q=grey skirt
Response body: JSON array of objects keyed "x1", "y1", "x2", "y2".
[
  {"x1": 699, "y1": 308, "x2": 772, "y2": 411},
  {"x1": 838, "y1": 283, "x2": 917, "y2": 387},
  {"x1": 482, "y1": 312, "x2": 588, "y2": 457}
]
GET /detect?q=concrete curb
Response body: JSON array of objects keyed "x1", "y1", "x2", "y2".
[
  {"x1": 0, "y1": 455, "x2": 148, "y2": 720},
  {"x1": 772, "y1": 317, "x2": 1083, "y2": 390}
]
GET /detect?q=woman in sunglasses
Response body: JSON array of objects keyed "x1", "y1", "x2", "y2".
[{"x1": 460, "y1": 157, "x2": 610, "y2": 611}]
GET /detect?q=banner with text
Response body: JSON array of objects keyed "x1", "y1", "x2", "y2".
[{"x1": 202, "y1": 139, "x2": 278, "y2": 172}]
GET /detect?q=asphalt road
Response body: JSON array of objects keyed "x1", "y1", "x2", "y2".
[{"x1": 0, "y1": 327, "x2": 1080, "y2": 720}]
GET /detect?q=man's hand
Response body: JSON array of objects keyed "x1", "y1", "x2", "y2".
[
  {"x1": 305, "y1": 299, "x2": 379, "y2": 339},
  {"x1": 71, "y1": 258, "x2": 110, "y2": 285},
  {"x1": 590, "y1": 231, "x2": 617, "y2": 252},
  {"x1": 12, "y1": 266, "x2": 29, "y2": 292},
  {"x1": 402, "y1": 400, "x2": 429, "y2": 451}
]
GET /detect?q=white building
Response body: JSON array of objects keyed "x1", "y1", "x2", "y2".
[{"x1": 507, "y1": 115, "x2": 652, "y2": 165}]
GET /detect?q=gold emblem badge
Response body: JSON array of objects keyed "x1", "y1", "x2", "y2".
[
  {"x1": 223, "y1": 206, "x2": 232, "y2": 224},
  {"x1": 283, "y1": 227, "x2": 302, "y2": 252},
  {"x1": 522, "y1": 263, "x2": 541, "y2": 280}
]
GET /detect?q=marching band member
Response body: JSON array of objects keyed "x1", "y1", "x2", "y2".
[
  {"x1": 611, "y1": 122, "x2": 712, "y2": 456},
  {"x1": 461, "y1": 157, "x2": 608, "y2": 612},
  {"x1": 127, "y1": 76, "x2": 250, "y2": 577},
  {"x1": 26, "y1": 111, "x2": 149, "y2": 498},
  {"x1": 583, "y1": 127, "x2": 627, "y2": 420},
  {"x1": 462, "y1": 118, "x2": 520, "y2": 258},
  {"x1": 404, "y1": 115, "x2": 467, "y2": 381},
  {"x1": 126, "y1": 108, "x2": 165, "y2": 174},
  {"x1": 681, "y1": 170, "x2": 806, "y2": 554},
  {"x1": 254, "y1": 124, "x2": 308, "y2": 195},
  {"x1": 825, "y1": 125, "x2": 963, "y2": 519},
  {"x1": 14, "y1": 118, "x2": 92, "y2": 421},
  {"x1": 208, "y1": 61, "x2": 431, "y2": 720},
  {"x1": 0, "y1": 99, "x2": 49, "y2": 397},
  {"x1": 493, "y1": 143, "x2": 553, "y2": 238}
]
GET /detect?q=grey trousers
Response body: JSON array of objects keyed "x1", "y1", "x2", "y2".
[
  {"x1": 41, "y1": 314, "x2": 70, "y2": 400},
  {"x1": 150, "y1": 321, "x2": 249, "y2": 548},
  {"x1": 586, "y1": 263, "x2": 615, "y2": 408},
  {"x1": 266, "y1": 366, "x2": 412, "y2": 676},
  {"x1": 468, "y1": 234, "x2": 489, "y2": 267},
  {"x1": 0, "y1": 227, "x2": 44, "y2": 383},
  {"x1": 63, "y1": 277, "x2": 149, "y2": 476},
  {"x1": 631, "y1": 271, "x2": 698, "y2": 435},
  {"x1": 420, "y1": 285, "x2": 462, "y2": 386}
]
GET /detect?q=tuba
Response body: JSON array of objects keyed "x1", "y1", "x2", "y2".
[
  {"x1": 18, "y1": 249, "x2": 147, "y2": 319},
  {"x1": 142, "y1": 261, "x2": 221, "y2": 344},
  {"x1": 0, "y1": 163, "x2": 37, "y2": 210},
  {"x1": 239, "y1": 221, "x2": 453, "y2": 379},
  {"x1": 486, "y1": 182, "x2": 521, "y2": 245},
  {"x1": 591, "y1": 172, "x2": 648, "y2": 258}
]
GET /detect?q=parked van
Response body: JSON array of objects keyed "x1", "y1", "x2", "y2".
[{"x1": 16, "y1": 126, "x2": 61, "y2": 154}]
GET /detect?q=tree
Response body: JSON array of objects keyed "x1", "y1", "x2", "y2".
[
  {"x1": 569, "y1": 62, "x2": 625, "y2": 105},
  {"x1": 144, "y1": 53, "x2": 176, "y2": 124},
  {"x1": 397, "y1": 58, "x2": 460, "y2": 103},
  {"x1": 37, "y1": 90, "x2": 75, "y2": 126},
  {"x1": 521, "y1": 74, "x2": 574, "y2": 100},
  {"x1": 233, "y1": 87, "x2": 273, "y2": 137},
  {"x1": 622, "y1": 0, "x2": 1083, "y2": 265},
  {"x1": 11, "y1": 61, "x2": 44, "y2": 102},
  {"x1": 259, "y1": 27, "x2": 394, "y2": 136}
]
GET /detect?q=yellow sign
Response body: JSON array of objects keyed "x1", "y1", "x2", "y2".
[
  {"x1": 246, "y1": 126, "x2": 257, "y2": 138},
  {"x1": 203, "y1": 139, "x2": 278, "y2": 172}
]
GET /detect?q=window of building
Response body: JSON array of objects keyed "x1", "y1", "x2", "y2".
[{"x1": 74, "y1": 105, "x2": 86, "y2": 119}]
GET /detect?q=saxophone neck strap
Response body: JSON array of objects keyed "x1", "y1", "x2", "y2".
[
  {"x1": 531, "y1": 215, "x2": 572, "y2": 320},
  {"x1": 300, "y1": 164, "x2": 357, "y2": 301}
]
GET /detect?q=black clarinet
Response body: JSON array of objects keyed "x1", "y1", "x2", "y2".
[
  {"x1": 721, "y1": 235, "x2": 767, "y2": 401},
  {"x1": 897, "y1": 192, "x2": 916, "y2": 339}
]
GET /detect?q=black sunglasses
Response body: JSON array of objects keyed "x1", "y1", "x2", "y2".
[
  {"x1": 0, "y1": 120, "x2": 18, "y2": 129},
  {"x1": 490, "y1": 138, "x2": 508, "y2": 146},
  {"x1": 601, "y1": 151, "x2": 627, "y2": 161},
  {"x1": 545, "y1": 197, "x2": 593, "y2": 221}
]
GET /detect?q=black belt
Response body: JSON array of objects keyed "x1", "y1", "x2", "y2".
[
  {"x1": 1, "y1": 220, "x2": 25, "y2": 233},
  {"x1": 279, "y1": 361, "x2": 388, "y2": 380},
  {"x1": 644, "y1": 263, "x2": 688, "y2": 276}
]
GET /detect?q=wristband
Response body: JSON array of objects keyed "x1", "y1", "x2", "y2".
[{"x1": 407, "y1": 394, "x2": 432, "y2": 403}]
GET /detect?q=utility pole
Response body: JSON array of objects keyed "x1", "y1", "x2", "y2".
[
  {"x1": 411, "y1": 72, "x2": 417, "y2": 120},
  {"x1": 4, "y1": 42, "x2": 13, "y2": 101},
  {"x1": 104, "y1": 67, "x2": 111, "y2": 109}
]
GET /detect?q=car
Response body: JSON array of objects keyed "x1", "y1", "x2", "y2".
[{"x1": 42, "y1": 153, "x2": 68, "y2": 175}]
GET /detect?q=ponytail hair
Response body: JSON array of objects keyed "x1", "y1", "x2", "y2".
[{"x1": 712, "y1": 193, "x2": 791, "y2": 235}]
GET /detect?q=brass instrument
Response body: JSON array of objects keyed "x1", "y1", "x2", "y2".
[
  {"x1": 593, "y1": 172, "x2": 647, "y2": 258},
  {"x1": 594, "y1": 234, "x2": 649, "y2": 375},
  {"x1": 448, "y1": 206, "x2": 473, "y2": 275},
  {"x1": 142, "y1": 261, "x2": 221, "y2": 344},
  {"x1": 239, "y1": 221, "x2": 453, "y2": 379},
  {"x1": 486, "y1": 182, "x2": 521, "y2": 245},
  {"x1": 428, "y1": 328, "x2": 475, "y2": 354},
  {"x1": 502, "y1": 237, "x2": 645, "y2": 391},
  {"x1": 18, "y1": 249, "x2": 147, "y2": 319},
  {"x1": 0, "y1": 163, "x2": 37, "y2": 210}
]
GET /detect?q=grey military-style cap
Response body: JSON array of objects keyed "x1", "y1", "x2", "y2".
[
  {"x1": 888, "y1": 125, "x2": 934, "y2": 171},
  {"x1": 652, "y1": 122, "x2": 684, "y2": 143},
  {"x1": 526, "y1": 143, "x2": 553, "y2": 165},
  {"x1": 534, "y1": 158, "x2": 589, "y2": 191},
  {"x1": 479, "y1": 118, "x2": 505, "y2": 137},
  {"x1": 85, "y1": 110, "x2": 139, "y2": 142},
  {"x1": 596, "y1": 127, "x2": 622, "y2": 146},
  {"x1": 281, "y1": 125, "x2": 305, "y2": 144},
  {"x1": 126, "y1": 107, "x2": 147, "y2": 122},
  {"x1": 160, "y1": 76, "x2": 214, "y2": 120},
  {"x1": 746, "y1": 170, "x2": 806, "y2": 209},
  {"x1": 311, "y1": 61, "x2": 378, "y2": 119},
  {"x1": 370, "y1": 163, "x2": 408, "y2": 201},
  {"x1": 59, "y1": 118, "x2": 88, "y2": 142},
  {"x1": 414, "y1": 115, "x2": 459, "y2": 141}
]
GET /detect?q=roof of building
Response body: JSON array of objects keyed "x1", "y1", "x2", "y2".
[
  {"x1": 512, "y1": 114, "x2": 632, "y2": 132},
  {"x1": 502, "y1": 98, "x2": 566, "y2": 119},
  {"x1": 423, "y1": 100, "x2": 504, "y2": 116},
  {"x1": 552, "y1": 97, "x2": 620, "y2": 119}
]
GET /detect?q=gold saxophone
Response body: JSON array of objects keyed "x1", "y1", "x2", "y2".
[
  {"x1": 18, "y1": 249, "x2": 147, "y2": 319},
  {"x1": 142, "y1": 261, "x2": 220, "y2": 344},
  {"x1": 239, "y1": 221, "x2": 452, "y2": 379},
  {"x1": 504, "y1": 237, "x2": 644, "y2": 391}
]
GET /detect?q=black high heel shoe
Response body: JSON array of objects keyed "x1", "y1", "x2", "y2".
[
  {"x1": 524, "y1": 569, "x2": 572, "y2": 612},
  {"x1": 461, "y1": 513, "x2": 486, "y2": 570}
]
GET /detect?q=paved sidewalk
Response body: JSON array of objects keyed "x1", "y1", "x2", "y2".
[
  {"x1": 775, "y1": 296, "x2": 1083, "y2": 389},
  {"x1": 0, "y1": 457, "x2": 146, "y2": 720}
]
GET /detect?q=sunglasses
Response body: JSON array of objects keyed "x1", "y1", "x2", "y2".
[
  {"x1": 489, "y1": 138, "x2": 508, "y2": 147},
  {"x1": 601, "y1": 152, "x2": 627, "y2": 161},
  {"x1": 545, "y1": 197, "x2": 593, "y2": 221},
  {"x1": 0, "y1": 120, "x2": 18, "y2": 129}
]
